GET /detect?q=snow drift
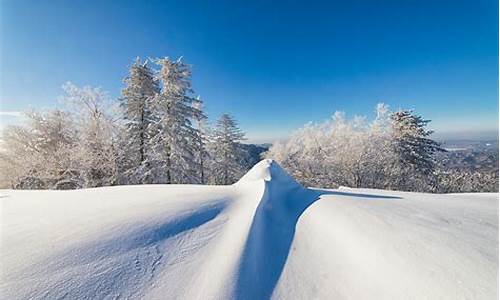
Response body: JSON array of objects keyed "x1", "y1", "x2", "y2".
[{"x1": 1, "y1": 159, "x2": 498, "y2": 299}]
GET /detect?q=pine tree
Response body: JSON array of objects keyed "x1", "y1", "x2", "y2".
[
  {"x1": 120, "y1": 57, "x2": 159, "y2": 184},
  {"x1": 150, "y1": 57, "x2": 202, "y2": 183},
  {"x1": 209, "y1": 114, "x2": 246, "y2": 185},
  {"x1": 389, "y1": 110, "x2": 445, "y2": 190},
  {"x1": 192, "y1": 97, "x2": 208, "y2": 184}
]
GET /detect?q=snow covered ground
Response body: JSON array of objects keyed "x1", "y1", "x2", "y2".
[{"x1": 1, "y1": 159, "x2": 498, "y2": 299}]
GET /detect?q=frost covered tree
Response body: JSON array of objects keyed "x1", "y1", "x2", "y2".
[
  {"x1": 362, "y1": 103, "x2": 394, "y2": 188},
  {"x1": 192, "y1": 97, "x2": 209, "y2": 184},
  {"x1": 208, "y1": 114, "x2": 246, "y2": 185},
  {"x1": 285, "y1": 122, "x2": 331, "y2": 187},
  {"x1": 0, "y1": 83, "x2": 118, "y2": 189},
  {"x1": 388, "y1": 110, "x2": 445, "y2": 191},
  {"x1": 0, "y1": 84, "x2": 124, "y2": 189},
  {"x1": 149, "y1": 57, "x2": 203, "y2": 183},
  {"x1": 265, "y1": 123, "x2": 327, "y2": 187},
  {"x1": 0, "y1": 110, "x2": 79, "y2": 189},
  {"x1": 0, "y1": 56, "x2": 221, "y2": 189},
  {"x1": 265, "y1": 104, "x2": 447, "y2": 192},
  {"x1": 60, "y1": 82, "x2": 119, "y2": 187},
  {"x1": 265, "y1": 111, "x2": 374, "y2": 188},
  {"x1": 435, "y1": 169, "x2": 499, "y2": 193},
  {"x1": 119, "y1": 58, "x2": 159, "y2": 184},
  {"x1": 322, "y1": 112, "x2": 373, "y2": 188}
]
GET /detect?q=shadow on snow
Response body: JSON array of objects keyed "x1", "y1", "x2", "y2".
[
  {"x1": 22, "y1": 200, "x2": 228, "y2": 300},
  {"x1": 234, "y1": 186, "x2": 400, "y2": 300}
]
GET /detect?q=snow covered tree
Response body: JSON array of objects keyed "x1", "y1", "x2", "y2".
[
  {"x1": 322, "y1": 112, "x2": 373, "y2": 188},
  {"x1": 60, "y1": 82, "x2": 119, "y2": 187},
  {"x1": 0, "y1": 109, "x2": 79, "y2": 189},
  {"x1": 388, "y1": 110, "x2": 445, "y2": 190},
  {"x1": 286, "y1": 122, "x2": 330, "y2": 187},
  {"x1": 265, "y1": 104, "x2": 448, "y2": 191},
  {"x1": 266, "y1": 110, "x2": 376, "y2": 188},
  {"x1": 119, "y1": 58, "x2": 159, "y2": 184},
  {"x1": 434, "y1": 169, "x2": 498, "y2": 193},
  {"x1": 362, "y1": 103, "x2": 394, "y2": 188},
  {"x1": 149, "y1": 57, "x2": 202, "y2": 183},
  {"x1": 192, "y1": 97, "x2": 209, "y2": 184},
  {"x1": 208, "y1": 114, "x2": 246, "y2": 185},
  {"x1": 265, "y1": 120, "x2": 329, "y2": 188}
]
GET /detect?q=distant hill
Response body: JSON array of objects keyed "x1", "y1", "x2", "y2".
[
  {"x1": 437, "y1": 139, "x2": 499, "y2": 173},
  {"x1": 237, "y1": 143, "x2": 270, "y2": 170}
]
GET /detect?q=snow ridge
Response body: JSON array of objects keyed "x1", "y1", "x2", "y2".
[
  {"x1": 233, "y1": 159, "x2": 323, "y2": 299},
  {"x1": 236, "y1": 159, "x2": 303, "y2": 188}
]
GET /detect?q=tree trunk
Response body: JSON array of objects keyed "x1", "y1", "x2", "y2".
[
  {"x1": 139, "y1": 109, "x2": 145, "y2": 163},
  {"x1": 166, "y1": 144, "x2": 172, "y2": 184},
  {"x1": 200, "y1": 155, "x2": 205, "y2": 184}
]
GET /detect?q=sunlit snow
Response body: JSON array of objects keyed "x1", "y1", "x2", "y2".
[{"x1": 1, "y1": 159, "x2": 498, "y2": 299}]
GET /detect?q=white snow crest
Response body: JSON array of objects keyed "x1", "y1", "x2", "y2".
[{"x1": 236, "y1": 159, "x2": 302, "y2": 188}]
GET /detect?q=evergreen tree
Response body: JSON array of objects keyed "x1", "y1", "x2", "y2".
[
  {"x1": 120, "y1": 58, "x2": 159, "y2": 183},
  {"x1": 389, "y1": 110, "x2": 445, "y2": 190},
  {"x1": 192, "y1": 98, "x2": 209, "y2": 184},
  {"x1": 209, "y1": 114, "x2": 246, "y2": 185},
  {"x1": 150, "y1": 57, "x2": 202, "y2": 183}
]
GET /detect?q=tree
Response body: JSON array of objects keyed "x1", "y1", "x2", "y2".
[
  {"x1": 60, "y1": 82, "x2": 119, "y2": 187},
  {"x1": 323, "y1": 112, "x2": 372, "y2": 188},
  {"x1": 389, "y1": 110, "x2": 445, "y2": 190},
  {"x1": 119, "y1": 57, "x2": 159, "y2": 184},
  {"x1": 265, "y1": 104, "x2": 449, "y2": 192},
  {"x1": 363, "y1": 103, "x2": 394, "y2": 188},
  {"x1": 265, "y1": 111, "x2": 374, "y2": 188},
  {"x1": 0, "y1": 109, "x2": 79, "y2": 189},
  {"x1": 435, "y1": 169, "x2": 499, "y2": 193},
  {"x1": 149, "y1": 57, "x2": 203, "y2": 183},
  {"x1": 192, "y1": 97, "x2": 209, "y2": 184},
  {"x1": 209, "y1": 114, "x2": 246, "y2": 185}
]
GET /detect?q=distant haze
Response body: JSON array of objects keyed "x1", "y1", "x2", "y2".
[{"x1": 432, "y1": 130, "x2": 499, "y2": 142}]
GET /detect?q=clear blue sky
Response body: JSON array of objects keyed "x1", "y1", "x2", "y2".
[{"x1": 1, "y1": 0, "x2": 498, "y2": 142}]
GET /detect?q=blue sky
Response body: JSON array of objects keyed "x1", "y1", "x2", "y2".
[{"x1": 1, "y1": 0, "x2": 498, "y2": 142}]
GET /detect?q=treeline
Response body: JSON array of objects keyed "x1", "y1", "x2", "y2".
[
  {"x1": 1, "y1": 58, "x2": 497, "y2": 193},
  {"x1": 0, "y1": 57, "x2": 250, "y2": 189},
  {"x1": 264, "y1": 104, "x2": 498, "y2": 193}
]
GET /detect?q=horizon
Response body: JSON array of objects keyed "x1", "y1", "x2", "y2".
[{"x1": 1, "y1": 0, "x2": 498, "y2": 143}]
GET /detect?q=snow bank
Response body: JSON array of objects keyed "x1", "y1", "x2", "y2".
[{"x1": 1, "y1": 160, "x2": 498, "y2": 299}]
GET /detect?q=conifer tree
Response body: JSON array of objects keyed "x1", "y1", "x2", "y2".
[
  {"x1": 209, "y1": 113, "x2": 246, "y2": 185},
  {"x1": 120, "y1": 58, "x2": 159, "y2": 183},
  {"x1": 150, "y1": 57, "x2": 202, "y2": 183},
  {"x1": 389, "y1": 110, "x2": 445, "y2": 189},
  {"x1": 192, "y1": 98, "x2": 209, "y2": 184}
]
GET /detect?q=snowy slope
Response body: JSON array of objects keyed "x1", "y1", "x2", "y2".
[{"x1": 1, "y1": 159, "x2": 498, "y2": 299}]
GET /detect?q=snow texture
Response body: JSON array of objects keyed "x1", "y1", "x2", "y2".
[{"x1": 1, "y1": 159, "x2": 498, "y2": 299}]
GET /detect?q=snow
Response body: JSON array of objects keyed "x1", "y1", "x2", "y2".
[{"x1": 1, "y1": 159, "x2": 498, "y2": 299}]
